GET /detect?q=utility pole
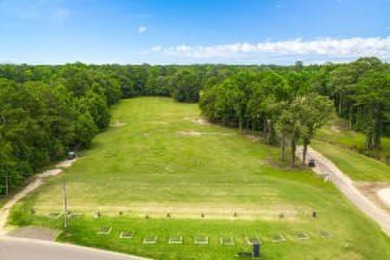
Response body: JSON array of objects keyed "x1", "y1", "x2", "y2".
[{"x1": 62, "y1": 180, "x2": 68, "y2": 229}]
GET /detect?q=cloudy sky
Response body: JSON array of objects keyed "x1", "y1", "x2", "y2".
[{"x1": 0, "y1": 0, "x2": 389, "y2": 65}]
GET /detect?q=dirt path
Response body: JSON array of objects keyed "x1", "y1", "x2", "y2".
[
  {"x1": 0, "y1": 158, "x2": 149, "y2": 260},
  {"x1": 298, "y1": 146, "x2": 390, "y2": 236},
  {"x1": 0, "y1": 178, "x2": 43, "y2": 235},
  {"x1": 0, "y1": 159, "x2": 77, "y2": 236}
]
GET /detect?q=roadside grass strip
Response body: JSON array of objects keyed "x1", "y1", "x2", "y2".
[
  {"x1": 220, "y1": 237, "x2": 235, "y2": 246},
  {"x1": 245, "y1": 236, "x2": 261, "y2": 245},
  {"x1": 194, "y1": 236, "x2": 209, "y2": 245},
  {"x1": 271, "y1": 234, "x2": 286, "y2": 243},
  {"x1": 168, "y1": 236, "x2": 183, "y2": 244},
  {"x1": 48, "y1": 212, "x2": 62, "y2": 219},
  {"x1": 292, "y1": 231, "x2": 310, "y2": 240},
  {"x1": 143, "y1": 236, "x2": 157, "y2": 244},
  {"x1": 119, "y1": 231, "x2": 135, "y2": 239},
  {"x1": 318, "y1": 230, "x2": 333, "y2": 238},
  {"x1": 97, "y1": 226, "x2": 112, "y2": 235}
]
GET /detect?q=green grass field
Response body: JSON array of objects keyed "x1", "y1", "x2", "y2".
[{"x1": 9, "y1": 97, "x2": 390, "y2": 259}]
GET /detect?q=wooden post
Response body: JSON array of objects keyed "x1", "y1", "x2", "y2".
[{"x1": 62, "y1": 180, "x2": 68, "y2": 228}]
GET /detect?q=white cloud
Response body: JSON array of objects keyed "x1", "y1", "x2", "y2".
[
  {"x1": 151, "y1": 37, "x2": 390, "y2": 61},
  {"x1": 138, "y1": 26, "x2": 147, "y2": 33}
]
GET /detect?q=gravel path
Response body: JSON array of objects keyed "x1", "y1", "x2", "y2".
[{"x1": 298, "y1": 146, "x2": 390, "y2": 236}]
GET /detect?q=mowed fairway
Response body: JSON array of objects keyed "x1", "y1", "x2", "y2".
[{"x1": 11, "y1": 97, "x2": 390, "y2": 259}]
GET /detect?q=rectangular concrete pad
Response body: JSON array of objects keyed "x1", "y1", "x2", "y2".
[
  {"x1": 168, "y1": 236, "x2": 183, "y2": 244},
  {"x1": 194, "y1": 236, "x2": 209, "y2": 245},
  {"x1": 97, "y1": 227, "x2": 112, "y2": 235},
  {"x1": 220, "y1": 237, "x2": 235, "y2": 246},
  {"x1": 119, "y1": 231, "x2": 134, "y2": 239},
  {"x1": 143, "y1": 236, "x2": 157, "y2": 244}
]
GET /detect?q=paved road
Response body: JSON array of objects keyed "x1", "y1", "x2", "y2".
[
  {"x1": 299, "y1": 146, "x2": 390, "y2": 236},
  {"x1": 0, "y1": 236, "x2": 147, "y2": 260}
]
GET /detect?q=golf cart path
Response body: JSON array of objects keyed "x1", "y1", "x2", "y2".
[
  {"x1": 0, "y1": 159, "x2": 148, "y2": 260},
  {"x1": 299, "y1": 146, "x2": 390, "y2": 236},
  {"x1": 0, "y1": 178, "x2": 43, "y2": 235}
]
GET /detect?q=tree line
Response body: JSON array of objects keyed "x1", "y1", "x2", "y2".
[{"x1": 0, "y1": 57, "x2": 389, "y2": 195}]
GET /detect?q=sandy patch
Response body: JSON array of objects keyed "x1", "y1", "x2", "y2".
[
  {"x1": 36, "y1": 204, "x2": 312, "y2": 221},
  {"x1": 178, "y1": 131, "x2": 234, "y2": 137},
  {"x1": 39, "y1": 169, "x2": 62, "y2": 177},
  {"x1": 378, "y1": 188, "x2": 390, "y2": 208},
  {"x1": 192, "y1": 118, "x2": 210, "y2": 126},
  {"x1": 110, "y1": 121, "x2": 127, "y2": 127},
  {"x1": 354, "y1": 182, "x2": 390, "y2": 212},
  {"x1": 246, "y1": 135, "x2": 260, "y2": 142},
  {"x1": 330, "y1": 125, "x2": 341, "y2": 133},
  {"x1": 56, "y1": 159, "x2": 77, "y2": 168},
  {"x1": 178, "y1": 131, "x2": 202, "y2": 136}
]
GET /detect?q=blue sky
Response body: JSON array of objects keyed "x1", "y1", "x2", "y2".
[{"x1": 0, "y1": 0, "x2": 389, "y2": 64}]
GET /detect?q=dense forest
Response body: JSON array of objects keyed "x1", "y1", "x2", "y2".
[{"x1": 0, "y1": 57, "x2": 389, "y2": 196}]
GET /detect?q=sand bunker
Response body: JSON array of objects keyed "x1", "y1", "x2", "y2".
[{"x1": 377, "y1": 188, "x2": 390, "y2": 208}]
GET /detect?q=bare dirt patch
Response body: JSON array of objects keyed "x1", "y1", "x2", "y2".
[
  {"x1": 110, "y1": 121, "x2": 127, "y2": 127},
  {"x1": 7, "y1": 226, "x2": 59, "y2": 241},
  {"x1": 46, "y1": 203, "x2": 311, "y2": 221},
  {"x1": 191, "y1": 118, "x2": 210, "y2": 126},
  {"x1": 246, "y1": 135, "x2": 260, "y2": 142},
  {"x1": 39, "y1": 169, "x2": 63, "y2": 177},
  {"x1": 0, "y1": 158, "x2": 78, "y2": 235},
  {"x1": 354, "y1": 182, "x2": 390, "y2": 213},
  {"x1": 330, "y1": 125, "x2": 341, "y2": 133},
  {"x1": 178, "y1": 131, "x2": 234, "y2": 137},
  {"x1": 178, "y1": 131, "x2": 202, "y2": 136},
  {"x1": 56, "y1": 159, "x2": 77, "y2": 168}
]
